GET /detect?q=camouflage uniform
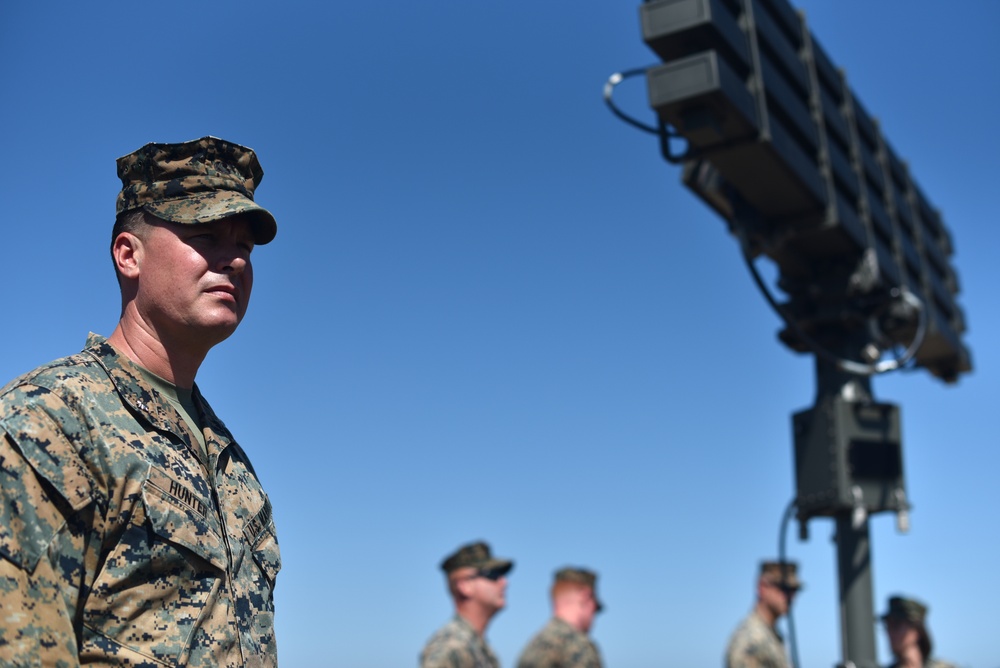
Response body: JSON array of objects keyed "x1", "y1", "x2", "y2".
[
  {"x1": 725, "y1": 610, "x2": 789, "y2": 668},
  {"x1": 517, "y1": 617, "x2": 603, "y2": 668},
  {"x1": 420, "y1": 614, "x2": 500, "y2": 668},
  {"x1": 887, "y1": 661, "x2": 958, "y2": 668},
  {"x1": 0, "y1": 333, "x2": 281, "y2": 667}
]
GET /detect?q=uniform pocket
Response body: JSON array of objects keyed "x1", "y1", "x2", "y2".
[
  {"x1": 142, "y1": 466, "x2": 227, "y2": 571},
  {"x1": 81, "y1": 466, "x2": 227, "y2": 666},
  {"x1": 0, "y1": 402, "x2": 94, "y2": 572}
]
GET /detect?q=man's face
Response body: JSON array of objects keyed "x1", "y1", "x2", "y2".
[
  {"x1": 884, "y1": 618, "x2": 919, "y2": 657},
  {"x1": 574, "y1": 586, "x2": 599, "y2": 633},
  {"x1": 132, "y1": 216, "x2": 255, "y2": 350},
  {"x1": 760, "y1": 579, "x2": 796, "y2": 618},
  {"x1": 457, "y1": 567, "x2": 508, "y2": 614}
]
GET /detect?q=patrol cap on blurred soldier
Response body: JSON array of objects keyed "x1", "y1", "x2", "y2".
[
  {"x1": 759, "y1": 560, "x2": 802, "y2": 592},
  {"x1": 440, "y1": 541, "x2": 514, "y2": 577},
  {"x1": 882, "y1": 595, "x2": 927, "y2": 625}
]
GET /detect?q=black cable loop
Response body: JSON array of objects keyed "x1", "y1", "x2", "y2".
[{"x1": 603, "y1": 68, "x2": 662, "y2": 135}]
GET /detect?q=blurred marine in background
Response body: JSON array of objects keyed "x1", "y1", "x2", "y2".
[
  {"x1": 421, "y1": 541, "x2": 514, "y2": 668},
  {"x1": 0, "y1": 137, "x2": 280, "y2": 667},
  {"x1": 725, "y1": 560, "x2": 802, "y2": 668},
  {"x1": 516, "y1": 567, "x2": 605, "y2": 668},
  {"x1": 880, "y1": 595, "x2": 957, "y2": 668}
]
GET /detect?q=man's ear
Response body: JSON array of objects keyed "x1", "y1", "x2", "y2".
[
  {"x1": 112, "y1": 232, "x2": 143, "y2": 280},
  {"x1": 452, "y1": 576, "x2": 474, "y2": 600}
]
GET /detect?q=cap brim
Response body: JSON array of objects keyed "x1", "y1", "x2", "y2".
[
  {"x1": 145, "y1": 191, "x2": 277, "y2": 245},
  {"x1": 483, "y1": 559, "x2": 513, "y2": 576}
]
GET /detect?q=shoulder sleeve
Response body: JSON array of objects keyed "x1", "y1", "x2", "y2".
[
  {"x1": 571, "y1": 638, "x2": 603, "y2": 668},
  {"x1": 421, "y1": 644, "x2": 464, "y2": 668},
  {"x1": 420, "y1": 629, "x2": 465, "y2": 668},
  {"x1": 0, "y1": 386, "x2": 94, "y2": 571},
  {"x1": 725, "y1": 626, "x2": 756, "y2": 668},
  {"x1": 725, "y1": 630, "x2": 785, "y2": 668},
  {"x1": 515, "y1": 634, "x2": 547, "y2": 668},
  {"x1": 0, "y1": 388, "x2": 98, "y2": 665},
  {"x1": 421, "y1": 653, "x2": 462, "y2": 668},
  {"x1": 929, "y1": 660, "x2": 960, "y2": 668}
]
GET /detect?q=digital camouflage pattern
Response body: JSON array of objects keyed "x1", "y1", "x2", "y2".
[
  {"x1": 0, "y1": 334, "x2": 280, "y2": 667},
  {"x1": 881, "y1": 595, "x2": 927, "y2": 624},
  {"x1": 440, "y1": 541, "x2": 513, "y2": 575},
  {"x1": 116, "y1": 136, "x2": 277, "y2": 244},
  {"x1": 420, "y1": 615, "x2": 500, "y2": 668},
  {"x1": 759, "y1": 561, "x2": 801, "y2": 591},
  {"x1": 516, "y1": 617, "x2": 603, "y2": 668},
  {"x1": 887, "y1": 660, "x2": 959, "y2": 668},
  {"x1": 725, "y1": 610, "x2": 790, "y2": 668}
]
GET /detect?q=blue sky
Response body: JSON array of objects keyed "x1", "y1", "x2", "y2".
[{"x1": 2, "y1": 2, "x2": 997, "y2": 667}]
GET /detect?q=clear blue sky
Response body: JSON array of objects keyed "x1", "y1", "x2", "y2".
[{"x1": 2, "y1": 2, "x2": 997, "y2": 667}]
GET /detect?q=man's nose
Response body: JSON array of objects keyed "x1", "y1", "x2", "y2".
[{"x1": 218, "y1": 246, "x2": 250, "y2": 274}]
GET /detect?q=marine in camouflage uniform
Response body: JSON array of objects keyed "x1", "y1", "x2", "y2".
[
  {"x1": 725, "y1": 561, "x2": 802, "y2": 668},
  {"x1": 725, "y1": 608, "x2": 789, "y2": 668},
  {"x1": 420, "y1": 541, "x2": 514, "y2": 668},
  {"x1": 517, "y1": 568, "x2": 604, "y2": 668},
  {"x1": 881, "y1": 595, "x2": 958, "y2": 668},
  {"x1": 421, "y1": 615, "x2": 502, "y2": 668},
  {"x1": 0, "y1": 137, "x2": 281, "y2": 667}
]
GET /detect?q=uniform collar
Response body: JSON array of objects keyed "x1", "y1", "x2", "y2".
[{"x1": 83, "y1": 333, "x2": 234, "y2": 459}]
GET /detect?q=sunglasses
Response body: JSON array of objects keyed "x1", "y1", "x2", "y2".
[
  {"x1": 476, "y1": 567, "x2": 508, "y2": 582},
  {"x1": 764, "y1": 580, "x2": 800, "y2": 594}
]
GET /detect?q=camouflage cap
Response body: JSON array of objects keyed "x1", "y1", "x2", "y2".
[
  {"x1": 440, "y1": 541, "x2": 513, "y2": 576},
  {"x1": 554, "y1": 567, "x2": 604, "y2": 612},
  {"x1": 760, "y1": 560, "x2": 803, "y2": 591},
  {"x1": 116, "y1": 136, "x2": 277, "y2": 245},
  {"x1": 881, "y1": 595, "x2": 927, "y2": 624}
]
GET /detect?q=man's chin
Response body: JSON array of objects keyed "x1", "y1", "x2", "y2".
[{"x1": 192, "y1": 320, "x2": 241, "y2": 348}]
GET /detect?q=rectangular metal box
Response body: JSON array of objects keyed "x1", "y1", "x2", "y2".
[{"x1": 793, "y1": 398, "x2": 907, "y2": 519}]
